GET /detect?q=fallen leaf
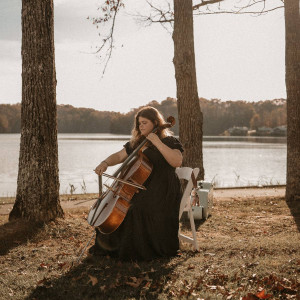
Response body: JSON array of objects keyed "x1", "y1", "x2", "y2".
[
  {"x1": 208, "y1": 285, "x2": 217, "y2": 290},
  {"x1": 204, "y1": 252, "x2": 216, "y2": 256},
  {"x1": 87, "y1": 275, "x2": 98, "y2": 286},
  {"x1": 37, "y1": 278, "x2": 47, "y2": 286},
  {"x1": 169, "y1": 290, "x2": 176, "y2": 296},
  {"x1": 39, "y1": 263, "x2": 49, "y2": 269},
  {"x1": 8, "y1": 288, "x2": 14, "y2": 297},
  {"x1": 256, "y1": 290, "x2": 272, "y2": 299},
  {"x1": 126, "y1": 277, "x2": 143, "y2": 288},
  {"x1": 58, "y1": 262, "x2": 67, "y2": 269},
  {"x1": 133, "y1": 262, "x2": 140, "y2": 269}
]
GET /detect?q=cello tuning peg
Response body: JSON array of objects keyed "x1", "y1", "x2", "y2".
[{"x1": 166, "y1": 116, "x2": 175, "y2": 127}]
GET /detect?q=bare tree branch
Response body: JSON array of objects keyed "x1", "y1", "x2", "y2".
[
  {"x1": 236, "y1": 0, "x2": 267, "y2": 11},
  {"x1": 193, "y1": 5, "x2": 284, "y2": 16},
  {"x1": 91, "y1": 0, "x2": 284, "y2": 74},
  {"x1": 129, "y1": 0, "x2": 174, "y2": 32},
  {"x1": 91, "y1": 0, "x2": 124, "y2": 75},
  {"x1": 132, "y1": 0, "x2": 283, "y2": 29},
  {"x1": 193, "y1": 0, "x2": 224, "y2": 10}
]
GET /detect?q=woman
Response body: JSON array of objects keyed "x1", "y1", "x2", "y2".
[{"x1": 90, "y1": 106, "x2": 184, "y2": 261}]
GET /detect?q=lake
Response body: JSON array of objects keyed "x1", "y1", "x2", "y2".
[{"x1": 0, "y1": 134, "x2": 287, "y2": 197}]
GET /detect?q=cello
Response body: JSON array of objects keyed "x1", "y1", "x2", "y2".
[{"x1": 87, "y1": 116, "x2": 175, "y2": 234}]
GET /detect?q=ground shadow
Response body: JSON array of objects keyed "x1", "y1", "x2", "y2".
[
  {"x1": 26, "y1": 253, "x2": 185, "y2": 300},
  {"x1": 0, "y1": 219, "x2": 43, "y2": 255},
  {"x1": 180, "y1": 212, "x2": 207, "y2": 231},
  {"x1": 286, "y1": 199, "x2": 300, "y2": 233}
]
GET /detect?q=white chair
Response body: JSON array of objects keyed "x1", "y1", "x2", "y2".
[{"x1": 176, "y1": 167, "x2": 200, "y2": 251}]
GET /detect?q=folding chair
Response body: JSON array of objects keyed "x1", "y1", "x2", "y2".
[{"x1": 176, "y1": 167, "x2": 200, "y2": 251}]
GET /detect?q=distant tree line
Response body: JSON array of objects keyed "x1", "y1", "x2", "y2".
[
  {"x1": 0, "y1": 97, "x2": 286, "y2": 135},
  {"x1": 199, "y1": 98, "x2": 287, "y2": 135}
]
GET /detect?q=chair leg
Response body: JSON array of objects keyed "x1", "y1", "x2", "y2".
[{"x1": 188, "y1": 207, "x2": 199, "y2": 251}]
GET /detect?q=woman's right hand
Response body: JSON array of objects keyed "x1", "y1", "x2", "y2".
[{"x1": 94, "y1": 161, "x2": 108, "y2": 175}]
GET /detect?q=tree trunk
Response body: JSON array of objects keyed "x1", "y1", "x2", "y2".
[
  {"x1": 284, "y1": 0, "x2": 300, "y2": 203},
  {"x1": 9, "y1": 0, "x2": 63, "y2": 222},
  {"x1": 172, "y1": 0, "x2": 204, "y2": 179}
]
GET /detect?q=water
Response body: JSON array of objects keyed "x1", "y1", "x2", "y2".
[{"x1": 0, "y1": 134, "x2": 287, "y2": 197}]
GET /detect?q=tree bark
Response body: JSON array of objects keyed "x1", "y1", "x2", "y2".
[
  {"x1": 9, "y1": 0, "x2": 63, "y2": 222},
  {"x1": 173, "y1": 0, "x2": 204, "y2": 179},
  {"x1": 284, "y1": 0, "x2": 300, "y2": 203}
]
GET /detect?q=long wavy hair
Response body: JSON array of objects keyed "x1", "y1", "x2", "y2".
[{"x1": 130, "y1": 106, "x2": 173, "y2": 148}]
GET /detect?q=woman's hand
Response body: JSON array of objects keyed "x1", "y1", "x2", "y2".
[
  {"x1": 148, "y1": 135, "x2": 183, "y2": 168},
  {"x1": 94, "y1": 161, "x2": 108, "y2": 175},
  {"x1": 146, "y1": 133, "x2": 162, "y2": 147},
  {"x1": 93, "y1": 149, "x2": 128, "y2": 176}
]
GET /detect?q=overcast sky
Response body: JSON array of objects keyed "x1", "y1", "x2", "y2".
[{"x1": 0, "y1": 0, "x2": 286, "y2": 113}]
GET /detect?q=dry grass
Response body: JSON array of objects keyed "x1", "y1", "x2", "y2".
[
  {"x1": 0, "y1": 193, "x2": 98, "y2": 205},
  {"x1": 0, "y1": 195, "x2": 299, "y2": 300}
]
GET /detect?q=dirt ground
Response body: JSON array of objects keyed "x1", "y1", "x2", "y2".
[
  {"x1": 0, "y1": 186, "x2": 286, "y2": 215},
  {"x1": 0, "y1": 187, "x2": 299, "y2": 300}
]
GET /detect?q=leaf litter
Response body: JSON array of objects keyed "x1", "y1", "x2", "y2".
[{"x1": 0, "y1": 194, "x2": 299, "y2": 299}]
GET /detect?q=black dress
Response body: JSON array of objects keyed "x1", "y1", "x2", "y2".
[{"x1": 94, "y1": 136, "x2": 184, "y2": 261}]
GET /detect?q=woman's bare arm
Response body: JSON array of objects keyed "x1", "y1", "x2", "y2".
[{"x1": 94, "y1": 148, "x2": 128, "y2": 175}]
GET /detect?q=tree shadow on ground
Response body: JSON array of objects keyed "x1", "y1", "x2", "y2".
[
  {"x1": 0, "y1": 219, "x2": 43, "y2": 255},
  {"x1": 286, "y1": 199, "x2": 300, "y2": 233},
  {"x1": 26, "y1": 253, "x2": 185, "y2": 300}
]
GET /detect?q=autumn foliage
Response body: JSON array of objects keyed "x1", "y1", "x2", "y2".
[{"x1": 0, "y1": 98, "x2": 286, "y2": 135}]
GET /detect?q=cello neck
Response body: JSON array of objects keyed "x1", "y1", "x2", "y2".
[{"x1": 112, "y1": 126, "x2": 158, "y2": 177}]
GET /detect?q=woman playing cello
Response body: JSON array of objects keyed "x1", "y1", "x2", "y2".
[{"x1": 89, "y1": 106, "x2": 184, "y2": 261}]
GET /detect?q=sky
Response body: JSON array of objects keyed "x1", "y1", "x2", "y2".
[{"x1": 0, "y1": 0, "x2": 286, "y2": 113}]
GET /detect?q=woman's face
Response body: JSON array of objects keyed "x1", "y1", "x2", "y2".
[{"x1": 138, "y1": 116, "x2": 155, "y2": 136}]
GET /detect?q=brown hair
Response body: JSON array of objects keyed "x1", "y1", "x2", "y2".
[{"x1": 130, "y1": 106, "x2": 172, "y2": 148}]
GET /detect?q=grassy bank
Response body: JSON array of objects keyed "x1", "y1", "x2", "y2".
[{"x1": 0, "y1": 194, "x2": 299, "y2": 299}]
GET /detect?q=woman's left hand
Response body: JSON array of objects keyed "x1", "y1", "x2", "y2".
[{"x1": 146, "y1": 133, "x2": 161, "y2": 146}]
